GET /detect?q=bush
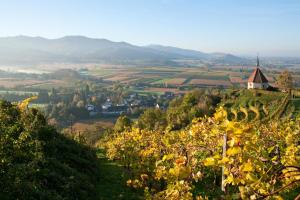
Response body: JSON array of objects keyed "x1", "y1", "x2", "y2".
[{"x1": 0, "y1": 100, "x2": 100, "y2": 200}]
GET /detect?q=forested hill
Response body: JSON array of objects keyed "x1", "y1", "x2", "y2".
[
  {"x1": 0, "y1": 100, "x2": 100, "y2": 199},
  {"x1": 0, "y1": 36, "x2": 248, "y2": 65}
]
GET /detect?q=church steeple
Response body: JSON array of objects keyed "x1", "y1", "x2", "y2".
[{"x1": 248, "y1": 53, "x2": 269, "y2": 89}]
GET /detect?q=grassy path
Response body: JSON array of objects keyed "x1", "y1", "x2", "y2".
[
  {"x1": 291, "y1": 97, "x2": 300, "y2": 117},
  {"x1": 96, "y1": 150, "x2": 143, "y2": 200}
]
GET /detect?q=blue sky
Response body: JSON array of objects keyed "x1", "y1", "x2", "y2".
[{"x1": 0, "y1": 0, "x2": 299, "y2": 56}]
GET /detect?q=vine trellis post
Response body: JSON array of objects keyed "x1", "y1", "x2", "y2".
[{"x1": 221, "y1": 133, "x2": 227, "y2": 193}]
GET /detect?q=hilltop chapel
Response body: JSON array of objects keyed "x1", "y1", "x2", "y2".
[{"x1": 247, "y1": 57, "x2": 269, "y2": 89}]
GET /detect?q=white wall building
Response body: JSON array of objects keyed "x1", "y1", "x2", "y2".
[{"x1": 247, "y1": 57, "x2": 269, "y2": 89}]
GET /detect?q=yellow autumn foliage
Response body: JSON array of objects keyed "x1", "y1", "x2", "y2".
[
  {"x1": 101, "y1": 106, "x2": 300, "y2": 199},
  {"x1": 18, "y1": 96, "x2": 38, "y2": 110}
]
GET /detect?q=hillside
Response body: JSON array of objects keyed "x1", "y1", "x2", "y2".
[
  {"x1": 0, "y1": 100, "x2": 101, "y2": 199},
  {"x1": 222, "y1": 89, "x2": 300, "y2": 121},
  {"x1": 100, "y1": 89, "x2": 300, "y2": 199},
  {"x1": 1, "y1": 89, "x2": 299, "y2": 199},
  {"x1": 0, "y1": 36, "x2": 250, "y2": 65}
]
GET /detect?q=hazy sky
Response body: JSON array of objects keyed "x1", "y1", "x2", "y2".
[{"x1": 0, "y1": 0, "x2": 299, "y2": 56}]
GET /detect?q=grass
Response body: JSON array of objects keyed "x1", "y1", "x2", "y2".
[
  {"x1": 129, "y1": 89, "x2": 164, "y2": 96},
  {"x1": 188, "y1": 79, "x2": 232, "y2": 86},
  {"x1": 88, "y1": 68, "x2": 117, "y2": 77},
  {"x1": 30, "y1": 80, "x2": 77, "y2": 89},
  {"x1": 104, "y1": 76, "x2": 132, "y2": 82},
  {"x1": 96, "y1": 149, "x2": 143, "y2": 200},
  {"x1": 290, "y1": 97, "x2": 300, "y2": 117},
  {"x1": 151, "y1": 78, "x2": 170, "y2": 84},
  {"x1": 178, "y1": 73, "x2": 230, "y2": 81},
  {"x1": 152, "y1": 78, "x2": 186, "y2": 85},
  {"x1": 227, "y1": 90, "x2": 285, "y2": 105}
]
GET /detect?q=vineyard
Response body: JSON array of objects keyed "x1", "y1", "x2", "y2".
[
  {"x1": 222, "y1": 90, "x2": 300, "y2": 121},
  {"x1": 99, "y1": 90, "x2": 300, "y2": 199}
]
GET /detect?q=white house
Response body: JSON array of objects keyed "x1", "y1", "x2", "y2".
[{"x1": 247, "y1": 57, "x2": 269, "y2": 89}]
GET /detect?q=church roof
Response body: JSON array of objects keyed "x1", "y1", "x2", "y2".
[{"x1": 248, "y1": 67, "x2": 268, "y2": 83}]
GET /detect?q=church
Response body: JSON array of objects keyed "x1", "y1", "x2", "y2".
[{"x1": 247, "y1": 57, "x2": 269, "y2": 89}]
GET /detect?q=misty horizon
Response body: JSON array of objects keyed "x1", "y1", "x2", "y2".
[
  {"x1": 1, "y1": 0, "x2": 299, "y2": 57},
  {"x1": 0, "y1": 34, "x2": 299, "y2": 58}
]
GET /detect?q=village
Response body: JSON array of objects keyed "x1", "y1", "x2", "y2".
[
  {"x1": 85, "y1": 90, "x2": 181, "y2": 117},
  {"x1": 83, "y1": 57, "x2": 287, "y2": 118}
]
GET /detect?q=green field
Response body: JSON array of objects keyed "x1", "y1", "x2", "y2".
[
  {"x1": 129, "y1": 89, "x2": 164, "y2": 96},
  {"x1": 0, "y1": 64, "x2": 291, "y2": 91},
  {"x1": 30, "y1": 81, "x2": 77, "y2": 89}
]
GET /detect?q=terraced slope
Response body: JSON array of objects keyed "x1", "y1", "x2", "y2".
[{"x1": 222, "y1": 89, "x2": 300, "y2": 122}]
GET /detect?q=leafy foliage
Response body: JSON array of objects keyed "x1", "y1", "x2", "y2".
[
  {"x1": 166, "y1": 90, "x2": 220, "y2": 130},
  {"x1": 277, "y1": 70, "x2": 293, "y2": 91},
  {"x1": 137, "y1": 108, "x2": 167, "y2": 131},
  {"x1": 0, "y1": 100, "x2": 100, "y2": 199},
  {"x1": 114, "y1": 115, "x2": 132, "y2": 133},
  {"x1": 101, "y1": 106, "x2": 300, "y2": 199}
]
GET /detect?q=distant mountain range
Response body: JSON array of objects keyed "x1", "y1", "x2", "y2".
[{"x1": 0, "y1": 35, "x2": 251, "y2": 66}]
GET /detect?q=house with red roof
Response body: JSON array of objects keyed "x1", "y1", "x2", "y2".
[{"x1": 247, "y1": 57, "x2": 269, "y2": 89}]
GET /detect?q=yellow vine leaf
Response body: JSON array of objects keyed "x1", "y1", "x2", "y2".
[
  {"x1": 227, "y1": 137, "x2": 240, "y2": 147},
  {"x1": 224, "y1": 174, "x2": 234, "y2": 185},
  {"x1": 272, "y1": 195, "x2": 284, "y2": 200},
  {"x1": 241, "y1": 162, "x2": 254, "y2": 172},
  {"x1": 227, "y1": 146, "x2": 241, "y2": 156},
  {"x1": 18, "y1": 96, "x2": 38, "y2": 110},
  {"x1": 203, "y1": 157, "x2": 215, "y2": 166},
  {"x1": 162, "y1": 154, "x2": 174, "y2": 161},
  {"x1": 214, "y1": 107, "x2": 227, "y2": 121},
  {"x1": 245, "y1": 173, "x2": 258, "y2": 182},
  {"x1": 218, "y1": 156, "x2": 230, "y2": 164}
]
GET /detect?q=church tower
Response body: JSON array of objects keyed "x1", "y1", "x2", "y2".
[{"x1": 247, "y1": 56, "x2": 269, "y2": 89}]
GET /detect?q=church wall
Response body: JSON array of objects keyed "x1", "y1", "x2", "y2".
[{"x1": 248, "y1": 82, "x2": 268, "y2": 89}]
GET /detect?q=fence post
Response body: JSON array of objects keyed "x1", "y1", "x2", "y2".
[{"x1": 221, "y1": 133, "x2": 227, "y2": 192}]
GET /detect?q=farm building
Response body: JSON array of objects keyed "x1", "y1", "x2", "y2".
[{"x1": 248, "y1": 57, "x2": 269, "y2": 89}]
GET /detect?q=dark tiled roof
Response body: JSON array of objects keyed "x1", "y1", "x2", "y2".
[{"x1": 248, "y1": 67, "x2": 268, "y2": 83}]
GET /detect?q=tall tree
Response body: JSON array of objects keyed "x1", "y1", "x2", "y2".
[
  {"x1": 137, "y1": 108, "x2": 167, "y2": 131},
  {"x1": 277, "y1": 70, "x2": 293, "y2": 91},
  {"x1": 114, "y1": 115, "x2": 132, "y2": 133}
]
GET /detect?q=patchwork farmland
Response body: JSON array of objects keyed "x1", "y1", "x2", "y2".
[
  {"x1": 188, "y1": 79, "x2": 232, "y2": 87},
  {"x1": 0, "y1": 64, "x2": 292, "y2": 98},
  {"x1": 81, "y1": 65, "x2": 286, "y2": 95},
  {"x1": 93, "y1": 66, "x2": 252, "y2": 87}
]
